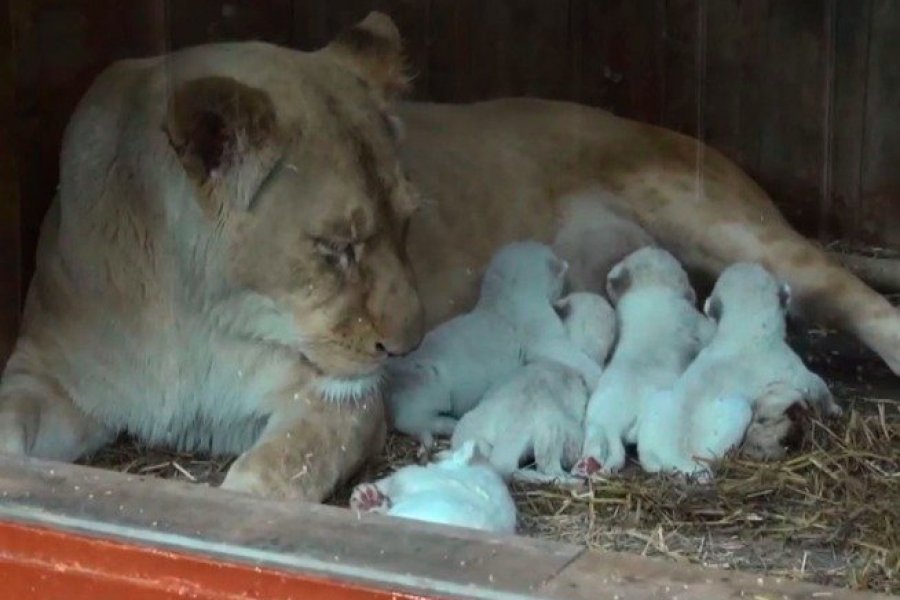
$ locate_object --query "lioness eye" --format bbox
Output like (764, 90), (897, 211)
(315, 239), (357, 271)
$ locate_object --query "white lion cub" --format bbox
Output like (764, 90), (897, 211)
(637, 262), (842, 478)
(572, 247), (714, 477)
(451, 292), (616, 480)
(385, 241), (569, 447)
(349, 440), (517, 534)
(554, 291), (617, 368)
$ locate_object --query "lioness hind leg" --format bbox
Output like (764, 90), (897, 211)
(624, 177), (900, 375)
(0, 375), (113, 461)
(726, 225), (900, 376)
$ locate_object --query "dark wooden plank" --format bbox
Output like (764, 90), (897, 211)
(10, 0), (168, 296)
(292, 0), (431, 100)
(659, 0), (699, 133)
(0, 455), (582, 600)
(167, 0), (292, 49)
(428, 0), (572, 103)
(859, 0), (900, 249)
(701, 0), (769, 168)
(539, 549), (894, 600)
(570, 0), (665, 119)
(0, 0), (21, 364)
(423, 0), (456, 100)
(755, 1), (829, 238)
(827, 0), (871, 242)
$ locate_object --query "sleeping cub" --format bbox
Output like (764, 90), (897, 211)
(573, 247), (713, 477)
(385, 241), (568, 447)
(451, 292), (615, 481)
(637, 262), (842, 478)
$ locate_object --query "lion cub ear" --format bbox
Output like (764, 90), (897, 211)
(605, 263), (632, 305)
(164, 76), (284, 214)
(326, 12), (410, 100)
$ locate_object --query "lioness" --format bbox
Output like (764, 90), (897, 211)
(2, 13), (899, 501)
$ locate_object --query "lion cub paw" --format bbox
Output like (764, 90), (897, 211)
(570, 456), (603, 479)
(350, 483), (391, 513)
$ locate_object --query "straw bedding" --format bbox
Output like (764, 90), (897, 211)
(84, 281), (900, 595)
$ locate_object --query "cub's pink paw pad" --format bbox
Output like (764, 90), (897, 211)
(350, 483), (390, 512)
(571, 456), (602, 478)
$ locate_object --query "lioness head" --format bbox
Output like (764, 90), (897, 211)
(163, 13), (424, 388)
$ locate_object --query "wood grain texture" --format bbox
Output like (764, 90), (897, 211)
(570, 0), (665, 120)
(829, 0), (871, 241)
(860, 0), (900, 247)
(0, 0), (21, 363)
(0, 455), (891, 600)
(0, 455), (581, 599)
(9, 0), (169, 293)
(168, 0), (293, 49)
(756, 1), (829, 237)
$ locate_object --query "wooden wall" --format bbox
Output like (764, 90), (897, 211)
(3, 0), (900, 358)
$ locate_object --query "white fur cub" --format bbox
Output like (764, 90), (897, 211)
(349, 440), (517, 534)
(385, 241), (568, 447)
(554, 291), (617, 368)
(450, 360), (589, 481)
(637, 262), (842, 478)
(451, 292), (615, 481)
(573, 247), (714, 477)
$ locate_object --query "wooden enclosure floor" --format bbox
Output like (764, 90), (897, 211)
(83, 323), (900, 595)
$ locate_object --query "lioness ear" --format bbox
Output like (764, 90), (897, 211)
(327, 12), (409, 100)
(164, 76), (284, 213)
(605, 263), (631, 304)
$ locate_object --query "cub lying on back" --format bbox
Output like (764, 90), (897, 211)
(349, 440), (517, 534)
(637, 263), (843, 477)
(385, 241), (569, 446)
(573, 247), (714, 477)
(451, 292), (615, 481)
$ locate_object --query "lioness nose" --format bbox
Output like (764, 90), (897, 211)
(372, 289), (424, 357)
(376, 304), (424, 356)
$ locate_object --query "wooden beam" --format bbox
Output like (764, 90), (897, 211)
(0, 0), (21, 363)
(0, 455), (890, 600)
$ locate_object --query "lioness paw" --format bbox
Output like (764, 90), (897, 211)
(0, 413), (28, 456)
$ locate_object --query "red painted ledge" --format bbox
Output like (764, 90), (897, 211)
(0, 455), (891, 600)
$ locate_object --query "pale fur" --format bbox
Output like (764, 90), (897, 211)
(3, 12), (898, 502)
(350, 440), (517, 534)
(575, 248), (714, 476)
(637, 263), (842, 477)
(450, 293), (613, 480)
(552, 190), (655, 296)
(0, 15), (423, 502)
(385, 241), (569, 446)
(451, 359), (589, 482)
(554, 292), (617, 367)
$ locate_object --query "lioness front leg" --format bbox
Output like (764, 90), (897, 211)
(0, 370), (114, 460)
(221, 392), (386, 502)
